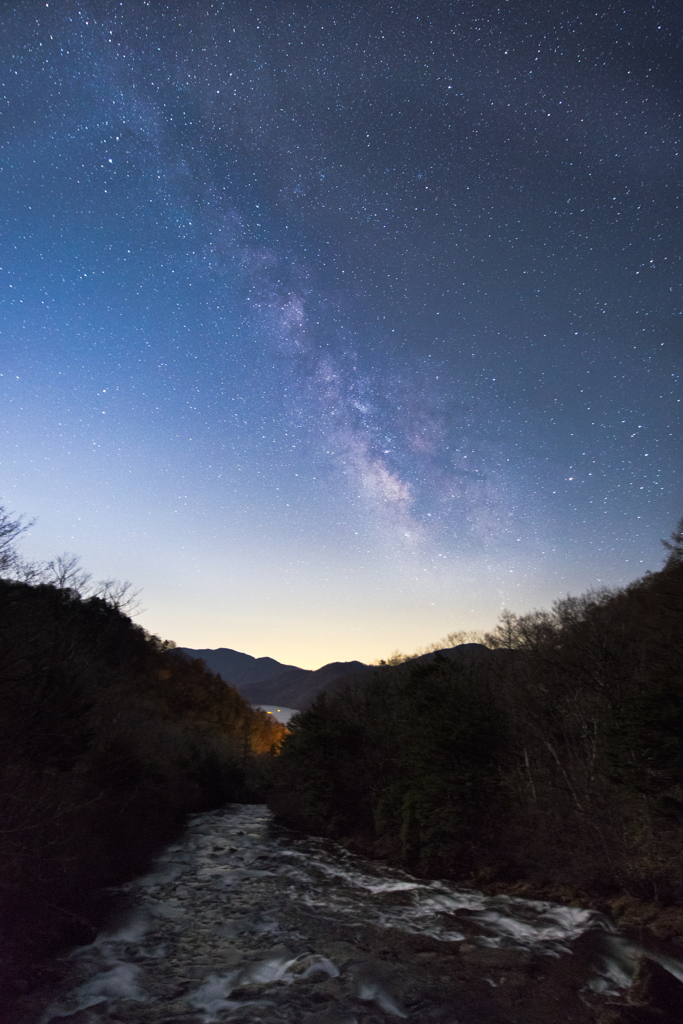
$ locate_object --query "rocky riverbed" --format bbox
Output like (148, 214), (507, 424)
(9, 805), (681, 1024)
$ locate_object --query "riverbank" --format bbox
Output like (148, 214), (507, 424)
(7, 805), (680, 1024)
(0, 579), (286, 987)
(475, 881), (683, 946)
(339, 828), (683, 948)
(268, 554), (683, 963)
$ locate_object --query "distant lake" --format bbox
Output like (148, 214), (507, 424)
(255, 704), (297, 724)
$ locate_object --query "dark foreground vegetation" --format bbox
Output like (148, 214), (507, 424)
(0, 516), (285, 986)
(270, 523), (683, 931)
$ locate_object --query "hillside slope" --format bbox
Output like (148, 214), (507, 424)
(180, 647), (297, 686)
(0, 583), (285, 983)
(181, 643), (518, 710)
(268, 549), (683, 919)
(182, 646), (369, 709)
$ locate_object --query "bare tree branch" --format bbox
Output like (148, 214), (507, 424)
(0, 504), (35, 579)
(92, 578), (144, 617)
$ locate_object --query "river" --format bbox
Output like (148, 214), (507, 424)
(11, 804), (682, 1024)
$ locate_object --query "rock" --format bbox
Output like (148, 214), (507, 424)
(302, 1009), (359, 1024)
(627, 956), (683, 1022)
(345, 958), (408, 1017)
(459, 946), (532, 968)
(14, 805), (644, 1024)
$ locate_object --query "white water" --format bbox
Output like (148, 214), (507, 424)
(35, 804), (682, 1023)
(276, 838), (601, 953)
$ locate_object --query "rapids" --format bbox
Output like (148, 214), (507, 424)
(12, 804), (682, 1024)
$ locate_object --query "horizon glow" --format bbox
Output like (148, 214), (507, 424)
(1, 3), (680, 670)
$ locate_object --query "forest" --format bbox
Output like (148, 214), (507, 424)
(2, 502), (682, 998)
(0, 507), (285, 986)
(269, 521), (683, 929)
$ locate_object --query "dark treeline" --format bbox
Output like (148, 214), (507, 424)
(269, 523), (683, 915)
(0, 571), (285, 982)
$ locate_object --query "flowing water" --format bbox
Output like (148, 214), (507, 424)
(13, 805), (683, 1024)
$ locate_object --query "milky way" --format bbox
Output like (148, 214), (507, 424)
(1, 2), (680, 665)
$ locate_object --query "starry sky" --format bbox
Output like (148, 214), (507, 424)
(1, 1), (681, 668)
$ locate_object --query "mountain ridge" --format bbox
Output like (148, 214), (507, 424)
(180, 643), (508, 710)
(181, 645), (369, 709)
(181, 647), (298, 687)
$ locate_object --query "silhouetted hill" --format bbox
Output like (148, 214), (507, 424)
(413, 642), (497, 666)
(0, 581), (285, 982)
(242, 660), (369, 709)
(181, 647), (370, 709)
(268, 546), (683, 931)
(323, 645), (521, 704)
(181, 647), (297, 687)
(412, 642), (523, 673)
(184, 642), (519, 711)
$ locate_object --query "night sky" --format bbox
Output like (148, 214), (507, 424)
(1, 2), (681, 668)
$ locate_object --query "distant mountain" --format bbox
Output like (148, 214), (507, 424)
(239, 660), (369, 709)
(323, 644), (519, 695)
(410, 643), (513, 669)
(180, 642), (516, 711)
(181, 646), (369, 710)
(181, 647), (297, 687)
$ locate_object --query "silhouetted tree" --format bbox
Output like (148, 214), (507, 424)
(0, 574), (284, 983)
(270, 517), (683, 902)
